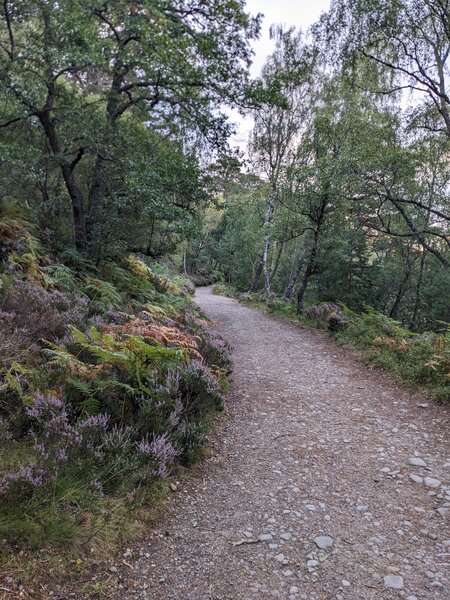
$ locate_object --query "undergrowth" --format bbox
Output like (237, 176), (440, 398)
(0, 212), (232, 586)
(212, 284), (449, 403)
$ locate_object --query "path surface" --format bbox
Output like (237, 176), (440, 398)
(110, 288), (449, 599)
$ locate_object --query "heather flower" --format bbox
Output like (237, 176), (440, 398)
(1, 394), (111, 497)
(91, 479), (103, 493)
(137, 433), (178, 478)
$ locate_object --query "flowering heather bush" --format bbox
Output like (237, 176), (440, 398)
(197, 329), (232, 373)
(0, 250), (232, 557)
(0, 279), (89, 344)
(178, 360), (223, 415)
(0, 394), (109, 499)
(137, 433), (178, 478)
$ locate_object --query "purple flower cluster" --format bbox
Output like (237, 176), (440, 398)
(0, 394), (109, 497)
(0, 280), (89, 348)
(137, 433), (178, 478)
(183, 360), (221, 396)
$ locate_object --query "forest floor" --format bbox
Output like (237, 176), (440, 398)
(41, 287), (449, 599)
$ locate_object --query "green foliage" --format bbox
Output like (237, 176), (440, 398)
(82, 279), (123, 314)
(334, 309), (449, 401)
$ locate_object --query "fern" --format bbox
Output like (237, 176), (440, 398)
(82, 278), (123, 313)
(42, 264), (78, 292)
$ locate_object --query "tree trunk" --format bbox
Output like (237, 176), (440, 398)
(262, 186), (276, 301)
(269, 240), (285, 285)
(38, 112), (87, 250)
(284, 236), (309, 299)
(411, 251), (426, 330)
(250, 254), (264, 292)
(296, 235), (319, 315)
(86, 76), (123, 257)
(389, 251), (412, 320)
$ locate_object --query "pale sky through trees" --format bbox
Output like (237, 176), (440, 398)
(228, 0), (331, 152)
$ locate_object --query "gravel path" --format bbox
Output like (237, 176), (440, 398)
(108, 287), (449, 599)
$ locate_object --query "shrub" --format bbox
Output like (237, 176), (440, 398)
(334, 308), (449, 401)
(0, 279), (89, 349)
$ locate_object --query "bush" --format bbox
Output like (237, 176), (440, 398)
(0, 279), (88, 352)
(334, 307), (449, 401)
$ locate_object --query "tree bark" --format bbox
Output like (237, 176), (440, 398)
(250, 254), (264, 292)
(389, 249), (412, 320)
(262, 186), (276, 300)
(38, 112), (87, 250)
(269, 240), (285, 285)
(284, 236), (309, 299)
(296, 233), (319, 315)
(411, 250), (426, 330)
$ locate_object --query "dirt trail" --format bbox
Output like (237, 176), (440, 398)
(109, 287), (449, 599)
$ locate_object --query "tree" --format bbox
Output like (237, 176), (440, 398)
(317, 0), (450, 137)
(248, 27), (315, 298)
(0, 0), (261, 255)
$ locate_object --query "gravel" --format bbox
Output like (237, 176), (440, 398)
(56, 287), (450, 599)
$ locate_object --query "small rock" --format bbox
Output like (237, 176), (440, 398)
(280, 533), (292, 541)
(274, 553), (285, 562)
(342, 580), (351, 587)
(357, 504), (369, 512)
(437, 507), (449, 516)
(424, 477), (441, 488)
(406, 457), (427, 468)
(384, 575), (404, 590)
(314, 535), (334, 549)
(307, 560), (319, 568)
(417, 403), (430, 408)
(259, 534), (273, 542)
(409, 474), (424, 484)
(109, 566), (118, 573)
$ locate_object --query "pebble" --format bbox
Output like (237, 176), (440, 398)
(314, 535), (334, 549)
(409, 474), (423, 484)
(342, 580), (351, 587)
(384, 575), (404, 589)
(405, 457), (427, 468)
(259, 534), (273, 541)
(424, 477), (441, 488)
(437, 507), (449, 516)
(109, 566), (118, 573)
(280, 533), (292, 541)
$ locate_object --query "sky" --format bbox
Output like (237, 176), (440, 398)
(228, 0), (331, 152)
